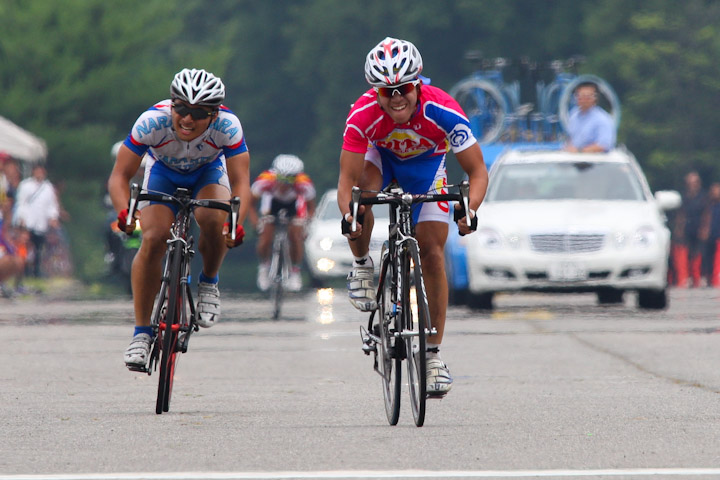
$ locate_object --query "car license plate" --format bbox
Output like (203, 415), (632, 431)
(548, 262), (587, 281)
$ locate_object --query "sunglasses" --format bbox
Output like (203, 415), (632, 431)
(375, 80), (420, 98)
(276, 174), (296, 184)
(172, 102), (215, 120)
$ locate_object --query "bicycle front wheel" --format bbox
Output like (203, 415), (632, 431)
(403, 241), (429, 427)
(156, 244), (184, 414)
(270, 246), (284, 320)
(377, 249), (401, 425)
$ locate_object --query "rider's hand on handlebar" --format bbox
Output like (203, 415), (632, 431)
(117, 208), (138, 235)
(453, 203), (478, 236)
(223, 222), (245, 248)
(341, 205), (365, 240)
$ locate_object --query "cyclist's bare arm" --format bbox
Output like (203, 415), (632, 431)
(108, 144), (143, 213)
(337, 149), (366, 238)
(247, 194), (261, 229)
(225, 151), (252, 224)
(455, 143), (489, 235)
(306, 197), (317, 219)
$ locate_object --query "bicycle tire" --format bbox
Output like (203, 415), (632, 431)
(403, 240), (428, 427)
(449, 77), (508, 144)
(270, 243), (284, 320)
(377, 245), (401, 425)
(156, 244), (183, 414)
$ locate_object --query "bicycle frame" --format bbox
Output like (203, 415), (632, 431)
(269, 209), (291, 319)
(126, 184), (240, 413)
(357, 181), (470, 426)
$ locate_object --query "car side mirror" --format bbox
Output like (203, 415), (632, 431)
(654, 190), (682, 211)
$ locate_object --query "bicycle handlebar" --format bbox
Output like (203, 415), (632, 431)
(127, 183), (241, 239)
(350, 180), (472, 232)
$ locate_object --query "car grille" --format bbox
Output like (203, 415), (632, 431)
(529, 233), (605, 253)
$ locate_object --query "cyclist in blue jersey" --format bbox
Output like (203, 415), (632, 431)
(108, 68), (251, 371)
(337, 37), (489, 396)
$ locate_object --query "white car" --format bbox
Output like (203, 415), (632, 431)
(463, 147), (681, 310)
(305, 189), (389, 284)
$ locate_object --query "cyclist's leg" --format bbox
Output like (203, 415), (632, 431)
(414, 221), (449, 343)
(193, 160), (231, 327)
(287, 219), (306, 291)
(256, 220), (274, 291)
(346, 152), (384, 311)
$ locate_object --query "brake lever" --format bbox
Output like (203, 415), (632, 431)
(127, 183), (140, 228)
(351, 186), (361, 232)
(229, 196), (241, 241)
(459, 181), (471, 227)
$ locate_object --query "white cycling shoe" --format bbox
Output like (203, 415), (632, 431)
(124, 333), (152, 370)
(197, 282), (220, 328)
(347, 265), (377, 311)
(426, 356), (453, 397)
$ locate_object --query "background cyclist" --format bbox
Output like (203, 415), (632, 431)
(249, 154), (316, 292)
(108, 68), (251, 370)
(337, 37), (488, 396)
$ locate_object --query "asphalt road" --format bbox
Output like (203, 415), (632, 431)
(2, 287), (720, 479)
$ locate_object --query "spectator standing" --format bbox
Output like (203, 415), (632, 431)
(673, 171), (709, 288)
(12, 164), (60, 277)
(704, 182), (720, 286)
(565, 82), (616, 153)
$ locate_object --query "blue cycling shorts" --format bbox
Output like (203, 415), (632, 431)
(140, 156), (230, 214)
(365, 147), (450, 225)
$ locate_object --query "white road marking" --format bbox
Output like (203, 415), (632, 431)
(4, 469), (720, 479)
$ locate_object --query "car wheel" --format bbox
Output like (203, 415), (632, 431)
(597, 287), (624, 305)
(448, 288), (469, 306)
(637, 288), (668, 310)
(468, 292), (494, 311)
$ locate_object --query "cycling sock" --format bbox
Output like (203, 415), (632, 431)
(426, 343), (440, 358)
(353, 254), (373, 267)
(199, 272), (219, 284)
(134, 326), (153, 338)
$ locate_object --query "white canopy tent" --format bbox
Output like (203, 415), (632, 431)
(0, 115), (47, 164)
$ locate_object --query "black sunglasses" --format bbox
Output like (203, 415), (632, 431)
(172, 102), (215, 120)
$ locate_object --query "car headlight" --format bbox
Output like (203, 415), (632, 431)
(633, 226), (658, 248)
(318, 237), (333, 251)
(476, 227), (503, 249)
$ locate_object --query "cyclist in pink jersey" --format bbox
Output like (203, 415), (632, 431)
(337, 37), (488, 396)
(108, 68), (251, 371)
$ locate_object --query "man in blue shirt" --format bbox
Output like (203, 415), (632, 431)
(565, 82), (616, 153)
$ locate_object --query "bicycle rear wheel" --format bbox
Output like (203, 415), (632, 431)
(377, 250), (401, 425)
(403, 241), (429, 427)
(156, 244), (183, 414)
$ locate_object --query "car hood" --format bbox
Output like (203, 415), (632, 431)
(478, 200), (666, 233)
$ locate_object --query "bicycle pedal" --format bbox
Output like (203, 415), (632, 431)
(361, 343), (376, 355)
(426, 391), (448, 400)
(126, 364), (148, 373)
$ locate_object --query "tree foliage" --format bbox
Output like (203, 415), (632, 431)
(1, 0), (719, 281)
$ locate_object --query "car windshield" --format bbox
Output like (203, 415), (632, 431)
(318, 195), (390, 220)
(487, 161), (647, 202)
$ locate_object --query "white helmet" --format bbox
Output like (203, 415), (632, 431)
(271, 154), (304, 176)
(364, 37), (423, 87)
(170, 68), (225, 106)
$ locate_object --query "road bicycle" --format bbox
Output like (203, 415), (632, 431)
(268, 208), (292, 320)
(356, 181), (470, 427)
(125, 183), (240, 414)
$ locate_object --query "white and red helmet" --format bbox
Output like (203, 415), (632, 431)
(364, 37), (423, 87)
(170, 68), (225, 106)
